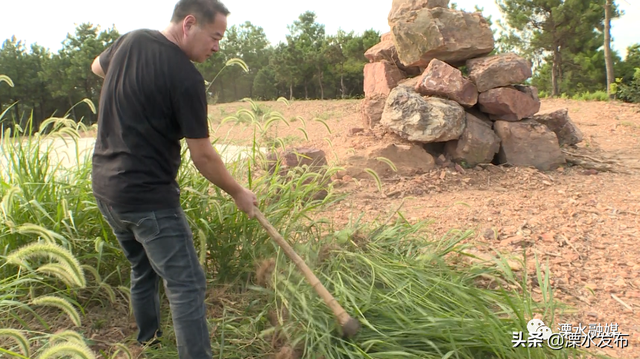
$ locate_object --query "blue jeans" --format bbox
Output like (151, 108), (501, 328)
(95, 197), (211, 359)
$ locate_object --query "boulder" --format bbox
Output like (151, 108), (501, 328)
(364, 41), (422, 76)
(466, 107), (494, 127)
(283, 148), (328, 169)
(361, 93), (387, 129)
(466, 53), (533, 92)
(365, 41), (397, 63)
(282, 148), (331, 200)
(530, 108), (583, 146)
(380, 86), (466, 143)
(478, 85), (540, 122)
(344, 143), (436, 179)
(364, 61), (406, 97)
(388, 0), (450, 26)
(397, 76), (420, 90)
(391, 7), (494, 68)
(494, 120), (566, 171)
(262, 146), (327, 175)
(445, 111), (500, 167)
(380, 32), (394, 42)
(415, 58), (478, 107)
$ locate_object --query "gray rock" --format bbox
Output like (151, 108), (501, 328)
(391, 7), (494, 68)
(388, 0), (450, 26)
(445, 111), (501, 167)
(380, 86), (466, 143)
(530, 108), (583, 146)
(493, 120), (566, 171)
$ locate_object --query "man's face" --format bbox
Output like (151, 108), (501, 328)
(183, 13), (227, 63)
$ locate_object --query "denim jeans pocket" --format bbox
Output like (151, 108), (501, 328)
(120, 211), (161, 243)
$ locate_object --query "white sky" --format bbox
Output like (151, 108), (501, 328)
(1, 0), (638, 59)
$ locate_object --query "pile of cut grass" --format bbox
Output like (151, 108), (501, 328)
(246, 217), (600, 359)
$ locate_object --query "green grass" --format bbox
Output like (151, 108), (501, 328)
(538, 90), (610, 102)
(0, 74), (612, 359)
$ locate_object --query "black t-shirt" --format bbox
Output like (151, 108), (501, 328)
(91, 29), (209, 211)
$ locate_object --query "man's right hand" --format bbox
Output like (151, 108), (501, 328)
(186, 138), (259, 218)
(232, 187), (258, 218)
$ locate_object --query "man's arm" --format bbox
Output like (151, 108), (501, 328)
(185, 138), (257, 217)
(90, 32), (129, 78)
(92, 56), (105, 78)
(185, 138), (243, 196)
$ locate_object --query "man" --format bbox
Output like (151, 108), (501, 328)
(90, 1), (257, 358)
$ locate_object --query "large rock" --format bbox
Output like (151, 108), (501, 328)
(283, 148), (331, 200)
(530, 108), (583, 146)
(397, 76), (420, 90)
(344, 143), (436, 179)
(466, 53), (533, 92)
(445, 111), (500, 167)
(361, 94), (387, 129)
(391, 7), (494, 68)
(478, 85), (541, 122)
(415, 58), (478, 107)
(388, 0), (450, 26)
(364, 61), (406, 97)
(364, 41), (422, 76)
(381, 32), (394, 42)
(283, 148), (328, 168)
(380, 86), (466, 143)
(365, 41), (397, 63)
(494, 120), (566, 171)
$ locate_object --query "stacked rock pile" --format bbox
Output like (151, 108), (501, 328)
(360, 0), (583, 171)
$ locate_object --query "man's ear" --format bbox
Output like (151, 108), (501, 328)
(182, 15), (197, 36)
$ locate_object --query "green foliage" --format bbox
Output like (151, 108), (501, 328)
(571, 90), (609, 101)
(0, 24), (118, 132)
(616, 67), (640, 103)
(192, 11), (378, 103)
(611, 44), (639, 84)
(496, 0), (622, 96)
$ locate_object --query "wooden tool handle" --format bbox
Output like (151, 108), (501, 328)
(253, 208), (353, 327)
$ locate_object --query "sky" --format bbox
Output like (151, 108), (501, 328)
(1, 0), (638, 59)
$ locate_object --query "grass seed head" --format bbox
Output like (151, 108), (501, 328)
(317, 243), (340, 264)
(267, 306), (289, 327)
(274, 345), (298, 359)
(255, 258), (276, 288)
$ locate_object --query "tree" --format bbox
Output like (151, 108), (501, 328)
(40, 23), (119, 124)
(616, 44), (640, 83)
(604, 0), (614, 98)
(286, 11), (327, 99)
(496, 0), (618, 97)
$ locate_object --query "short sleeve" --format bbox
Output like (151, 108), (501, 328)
(174, 77), (210, 139)
(99, 32), (130, 75)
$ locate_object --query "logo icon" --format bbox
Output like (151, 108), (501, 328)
(527, 319), (553, 340)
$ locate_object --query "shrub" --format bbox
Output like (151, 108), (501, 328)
(616, 68), (640, 103)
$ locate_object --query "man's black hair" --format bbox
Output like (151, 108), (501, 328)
(170, 0), (230, 24)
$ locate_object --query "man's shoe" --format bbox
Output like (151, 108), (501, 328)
(139, 337), (162, 348)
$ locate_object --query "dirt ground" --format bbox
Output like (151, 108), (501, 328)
(209, 97), (640, 359)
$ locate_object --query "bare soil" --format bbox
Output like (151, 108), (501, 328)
(210, 97), (640, 359)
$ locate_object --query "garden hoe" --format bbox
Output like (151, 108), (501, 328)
(253, 207), (361, 339)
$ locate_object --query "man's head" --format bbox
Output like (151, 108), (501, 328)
(168, 0), (229, 62)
